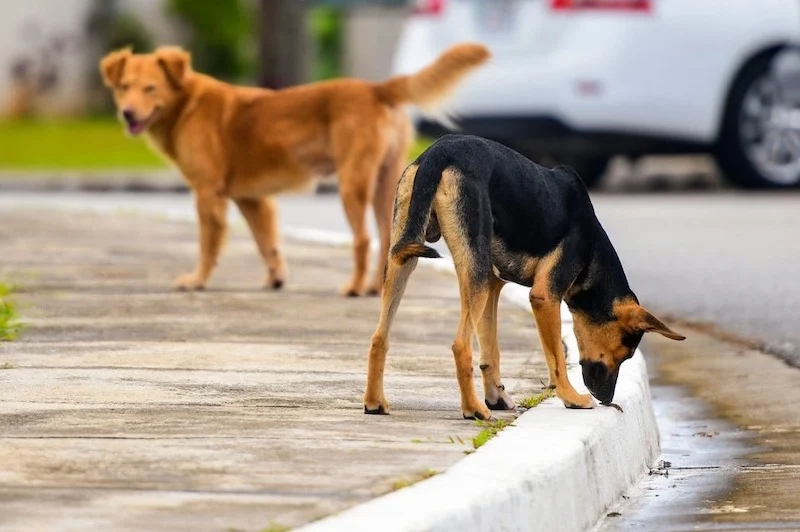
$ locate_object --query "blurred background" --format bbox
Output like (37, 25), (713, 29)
(4, 0), (800, 191)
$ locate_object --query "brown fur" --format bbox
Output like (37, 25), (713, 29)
(100, 44), (490, 293)
(572, 299), (685, 376)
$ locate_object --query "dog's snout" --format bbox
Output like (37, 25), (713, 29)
(581, 360), (617, 404)
(122, 109), (136, 123)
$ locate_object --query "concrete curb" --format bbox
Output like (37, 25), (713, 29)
(284, 229), (660, 532)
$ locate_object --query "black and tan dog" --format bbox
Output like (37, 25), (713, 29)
(364, 135), (685, 420)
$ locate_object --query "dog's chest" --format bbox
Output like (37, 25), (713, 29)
(490, 237), (536, 287)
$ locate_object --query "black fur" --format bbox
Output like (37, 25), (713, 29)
(397, 134), (637, 318)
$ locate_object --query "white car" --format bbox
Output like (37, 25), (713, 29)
(393, 0), (800, 188)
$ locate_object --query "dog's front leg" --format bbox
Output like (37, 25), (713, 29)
(175, 188), (228, 290)
(529, 291), (594, 409)
(235, 196), (288, 289)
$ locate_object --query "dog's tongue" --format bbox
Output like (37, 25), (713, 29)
(127, 122), (146, 135)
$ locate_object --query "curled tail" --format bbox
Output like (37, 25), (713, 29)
(375, 43), (490, 110)
(391, 146), (455, 264)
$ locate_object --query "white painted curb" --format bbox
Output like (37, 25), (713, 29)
(287, 228), (660, 532)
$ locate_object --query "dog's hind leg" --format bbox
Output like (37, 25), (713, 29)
(364, 255), (418, 415)
(477, 275), (515, 411)
(335, 141), (384, 297)
(368, 122), (412, 295)
(235, 196), (288, 289)
(435, 169), (494, 420)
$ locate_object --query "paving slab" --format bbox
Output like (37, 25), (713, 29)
(0, 208), (546, 531)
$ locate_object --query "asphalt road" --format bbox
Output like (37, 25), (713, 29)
(1, 190), (799, 365)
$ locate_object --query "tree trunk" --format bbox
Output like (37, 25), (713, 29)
(259, 0), (308, 89)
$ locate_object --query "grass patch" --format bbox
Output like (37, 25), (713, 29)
(0, 120), (435, 172)
(472, 418), (515, 450)
(0, 362), (14, 369)
(517, 388), (555, 410)
(0, 118), (166, 171)
(410, 136), (434, 161)
(260, 523), (291, 532)
(0, 283), (22, 341)
(390, 468), (440, 492)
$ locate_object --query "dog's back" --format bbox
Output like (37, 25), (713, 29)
(391, 135), (606, 286)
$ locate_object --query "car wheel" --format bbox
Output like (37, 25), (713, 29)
(717, 51), (800, 189)
(561, 156), (611, 189)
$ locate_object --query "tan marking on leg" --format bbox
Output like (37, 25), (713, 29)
(477, 276), (515, 410)
(389, 164), (418, 249)
(364, 256), (419, 414)
(529, 247), (593, 409)
(369, 149), (411, 295)
(452, 282), (491, 420)
(433, 169), (492, 420)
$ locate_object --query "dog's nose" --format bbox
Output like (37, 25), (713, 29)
(122, 109), (136, 123)
(581, 360), (617, 404)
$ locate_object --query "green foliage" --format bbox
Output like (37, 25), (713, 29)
(390, 468), (440, 491)
(472, 418), (514, 449)
(309, 6), (343, 81)
(107, 12), (154, 53)
(0, 119), (166, 170)
(517, 388), (555, 410)
(168, 0), (253, 81)
(260, 523), (291, 532)
(0, 284), (22, 341)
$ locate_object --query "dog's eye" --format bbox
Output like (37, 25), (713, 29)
(144, 85), (156, 94)
(119, 84), (130, 92)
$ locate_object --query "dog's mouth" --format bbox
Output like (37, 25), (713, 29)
(123, 110), (158, 136)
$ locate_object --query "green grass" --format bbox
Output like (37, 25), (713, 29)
(260, 523), (291, 532)
(0, 283), (22, 341)
(472, 418), (514, 450)
(0, 118), (166, 170)
(410, 136), (434, 161)
(390, 468), (440, 492)
(517, 388), (555, 410)
(0, 119), (434, 172)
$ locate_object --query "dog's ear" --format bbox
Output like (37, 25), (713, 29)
(155, 46), (191, 89)
(619, 304), (686, 341)
(100, 47), (132, 88)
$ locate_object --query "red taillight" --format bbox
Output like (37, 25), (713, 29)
(413, 0), (446, 16)
(551, 0), (651, 12)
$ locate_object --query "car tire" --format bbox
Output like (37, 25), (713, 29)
(717, 50), (800, 189)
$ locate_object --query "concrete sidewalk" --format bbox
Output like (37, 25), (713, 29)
(0, 208), (546, 531)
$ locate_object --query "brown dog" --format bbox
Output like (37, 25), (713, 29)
(100, 44), (490, 294)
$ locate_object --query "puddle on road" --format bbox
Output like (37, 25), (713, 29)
(595, 371), (753, 532)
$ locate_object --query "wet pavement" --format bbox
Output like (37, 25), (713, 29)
(598, 331), (800, 531)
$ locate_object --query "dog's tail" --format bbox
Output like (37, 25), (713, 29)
(375, 43), (490, 111)
(390, 145), (454, 264)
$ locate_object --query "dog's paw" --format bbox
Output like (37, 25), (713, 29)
(364, 397), (390, 415)
(462, 405), (493, 421)
(263, 274), (285, 291)
(340, 282), (365, 297)
(485, 387), (516, 411)
(559, 390), (595, 410)
(174, 272), (207, 291)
